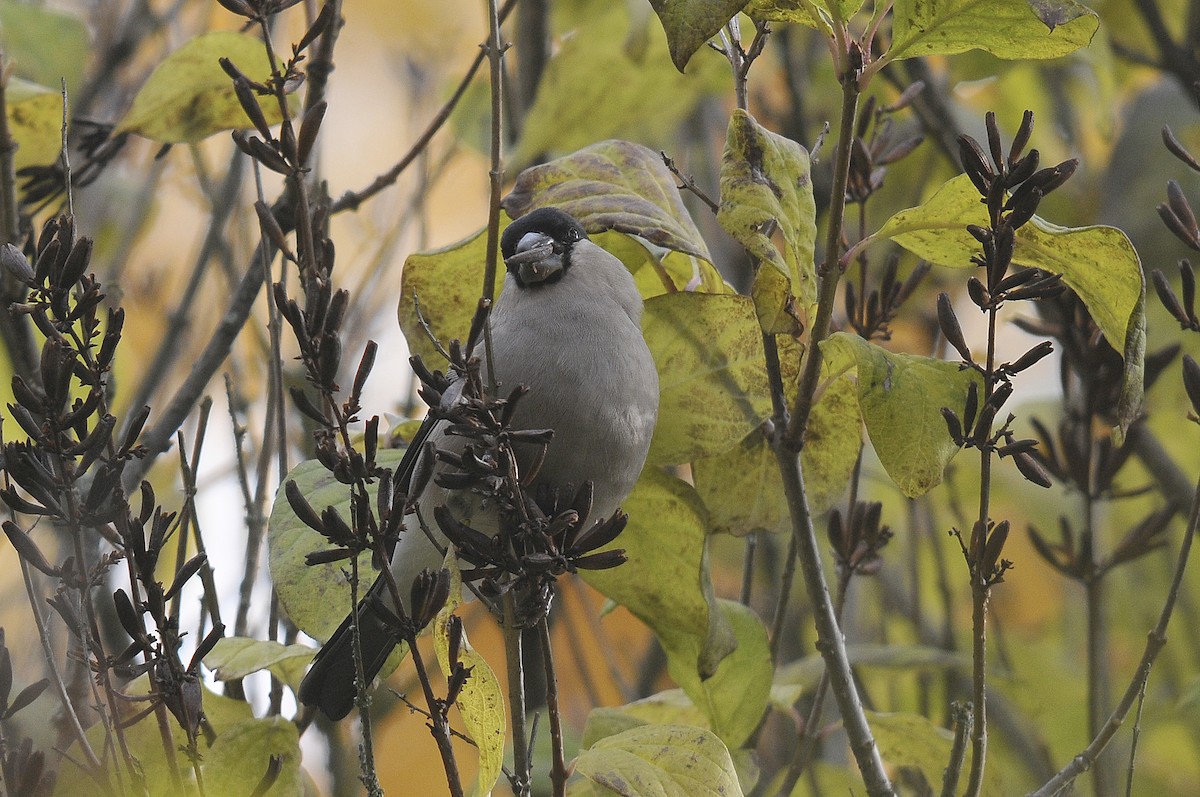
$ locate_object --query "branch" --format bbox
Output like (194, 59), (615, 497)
(1028, 463), (1200, 796)
(329, 0), (518, 214)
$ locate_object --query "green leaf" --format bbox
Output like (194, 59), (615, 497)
(595, 231), (731, 298)
(504, 139), (712, 261)
(693, 370), (859, 535)
(642, 292), (773, 465)
(434, 554), (505, 797)
(663, 600), (772, 748)
(885, 0), (1098, 63)
(514, 4), (723, 164)
(116, 31), (291, 143)
(581, 468), (736, 685)
(54, 680), (278, 797)
(822, 332), (981, 497)
(266, 450), (408, 642)
(745, 0), (866, 29)
(717, 109), (817, 333)
(647, 0), (751, 72)
(204, 637), (315, 692)
(583, 691), (710, 749)
(0, 2), (88, 96)
(202, 717), (302, 797)
(870, 173), (1145, 437)
(869, 711), (1005, 796)
(398, 224), (505, 365)
(801, 371), (862, 512)
(777, 643), (969, 697)
(4, 78), (63, 172)
(575, 724), (745, 797)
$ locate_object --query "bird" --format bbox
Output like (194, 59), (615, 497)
(298, 207), (660, 720)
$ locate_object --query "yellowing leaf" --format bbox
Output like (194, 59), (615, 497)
(822, 332), (980, 497)
(718, 109), (817, 333)
(595, 231), (732, 298)
(870, 173), (1145, 437)
(435, 554), (505, 797)
(575, 724), (744, 797)
(205, 637), (315, 693)
(643, 292), (773, 465)
(203, 717), (303, 797)
(746, 0), (865, 29)
(581, 468), (737, 688)
(504, 140), (713, 262)
(0, 2), (88, 96)
(647, 0), (750, 72)
(117, 31), (290, 143)
(662, 600), (772, 749)
(398, 224), (506, 365)
(869, 711), (1005, 796)
(583, 691), (710, 749)
(885, 0), (1098, 64)
(694, 371), (858, 535)
(267, 450), (408, 642)
(514, 4), (723, 164)
(5, 78), (62, 171)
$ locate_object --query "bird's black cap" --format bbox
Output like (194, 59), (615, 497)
(500, 207), (588, 261)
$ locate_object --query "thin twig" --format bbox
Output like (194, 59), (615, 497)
(661, 151), (720, 214)
(329, 0), (519, 215)
(538, 619), (567, 797)
(1028, 463), (1199, 796)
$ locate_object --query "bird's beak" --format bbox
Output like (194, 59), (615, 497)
(506, 232), (564, 285)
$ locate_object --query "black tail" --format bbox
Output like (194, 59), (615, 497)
(298, 577), (398, 721)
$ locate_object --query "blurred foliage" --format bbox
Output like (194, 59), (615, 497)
(0, 0), (1197, 795)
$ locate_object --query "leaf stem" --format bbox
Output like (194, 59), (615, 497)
(503, 593), (531, 796)
(538, 619), (568, 797)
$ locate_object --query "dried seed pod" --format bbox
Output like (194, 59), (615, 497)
(230, 72), (274, 142)
(1004, 148), (1040, 188)
(0, 243), (33, 284)
(1004, 341), (1054, 375)
(2, 522), (60, 577)
(1157, 204), (1199, 250)
(1162, 125), (1200, 172)
(1012, 450), (1053, 488)
(215, 0), (257, 18)
(285, 480), (325, 533)
(985, 111), (1004, 177)
(297, 2), (335, 53)
(352, 340), (378, 401)
(997, 438), (1039, 457)
(319, 506), (353, 545)
(937, 293), (972, 361)
(570, 549), (627, 571)
(957, 135), (994, 194)
(278, 121), (298, 165)
(305, 548), (355, 565)
(1181, 261), (1197, 322)
(297, 100), (327, 165)
(1183, 355), (1200, 417)
(941, 407), (963, 445)
(963, 380), (979, 432)
(1009, 110), (1035, 164)
(1166, 180), (1197, 237)
(885, 80), (925, 112)
(967, 276), (990, 308)
(1039, 158), (1079, 195)
(164, 553), (208, 600)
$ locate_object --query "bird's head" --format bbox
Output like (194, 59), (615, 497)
(501, 207), (588, 288)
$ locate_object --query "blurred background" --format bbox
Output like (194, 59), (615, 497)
(0, 0), (1198, 794)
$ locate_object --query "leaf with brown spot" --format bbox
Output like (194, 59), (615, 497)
(717, 110), (817, 333)
(503, 140), (712, 262)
